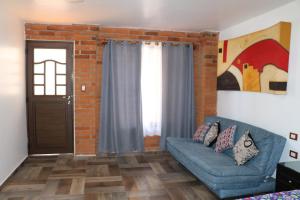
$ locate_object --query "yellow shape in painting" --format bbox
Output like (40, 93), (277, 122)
(243, 64), (260, 92)
(280, 22), (291, 51)
(260, 65), (288, 95)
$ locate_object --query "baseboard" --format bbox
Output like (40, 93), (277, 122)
(30, 153), (73, 156)
(75, 154), (96, 157)
(0, 155), (28, 188)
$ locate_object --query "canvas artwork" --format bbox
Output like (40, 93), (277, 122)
(217, 22), (291, 94)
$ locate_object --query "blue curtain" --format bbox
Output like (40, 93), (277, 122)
(160, 43), (195, 150)
(99, 40), (144, 154)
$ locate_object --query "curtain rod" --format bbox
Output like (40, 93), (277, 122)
(100, 38), (193, 45)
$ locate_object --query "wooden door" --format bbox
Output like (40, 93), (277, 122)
(26, 41), (74, 154)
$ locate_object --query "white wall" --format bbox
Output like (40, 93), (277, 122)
(0, 5), (27, 185)
(218, 0), (300, 162)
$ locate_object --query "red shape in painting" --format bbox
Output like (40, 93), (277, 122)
(231, 39), (289, 73)
(223, 40), (228, 63)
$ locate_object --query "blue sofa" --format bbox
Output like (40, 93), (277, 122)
(166, 116), (286, 199)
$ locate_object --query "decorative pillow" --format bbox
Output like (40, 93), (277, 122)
(204, 121), (220, 147)
(215, 125), (237, 153)
(193, 123), (211, 143)
(233, 130), (259, 165)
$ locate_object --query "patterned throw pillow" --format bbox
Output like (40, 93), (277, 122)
(233, 130), (259, 165)
(193, 123), (211, 143)
(215, 125), (237, 153)
(204, 121), (220, 147)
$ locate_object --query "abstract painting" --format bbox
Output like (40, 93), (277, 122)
(217, 22), (291, 94)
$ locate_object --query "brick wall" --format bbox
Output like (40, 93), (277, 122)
(25, 24), (218, 154)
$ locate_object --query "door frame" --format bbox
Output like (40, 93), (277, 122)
(26, 40), (75, 154)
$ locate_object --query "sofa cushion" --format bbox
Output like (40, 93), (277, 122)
(215, 125), (237, 153)
(233, 131), (259, 165)
(204, 121), (220, 146)
(193, 123), (211, 143)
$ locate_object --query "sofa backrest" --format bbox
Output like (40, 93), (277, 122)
(204, 116), (286, 176)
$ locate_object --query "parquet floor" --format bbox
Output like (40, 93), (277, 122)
(0, 152), (218, 200)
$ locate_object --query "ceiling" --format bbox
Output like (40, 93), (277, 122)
(3, 0), (295, 32)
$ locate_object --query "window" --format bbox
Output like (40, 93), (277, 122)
(33, 48), (67, 95)
(141, 42), (162, 136)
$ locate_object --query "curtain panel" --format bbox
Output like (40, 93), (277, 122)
(160, 43), (195, 150)
(99, 40), (144, 154)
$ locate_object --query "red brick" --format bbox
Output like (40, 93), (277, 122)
(89, 26), (99, 31)
(100, 27), (129, 34)
(81, 41), (97, 45)
(145, 31), (159, 36)
(129, 29), (144, 35)
(159, 31), (186, 37)
(27, 24), (48, 30)
(47, 25), (69, 31)
(39, 31), (55, 36)
(167, 37), (180, 41)
(75, 55), (90, 59)
(81, 50), (96, 55)
(138, 36), (151, 40)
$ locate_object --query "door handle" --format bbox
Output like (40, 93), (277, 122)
(62, 96), (71, 100)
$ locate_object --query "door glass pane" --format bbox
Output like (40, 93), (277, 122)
(34, 49), (66, 63)
(34, 63), (44, 74)
(34, 75), (44, 84)
(45, 61), (55, 95)
(56, 63), (66, 74)
(56, 86), (66, 95)
(33, 47), (68, 96)
(34, 86), (44, 95)
(56, 75), (66, 85)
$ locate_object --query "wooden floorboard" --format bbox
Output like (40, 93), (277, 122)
(0, 152), (219, 200)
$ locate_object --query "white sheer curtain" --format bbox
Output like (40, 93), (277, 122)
(141, 42), (162, 136)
